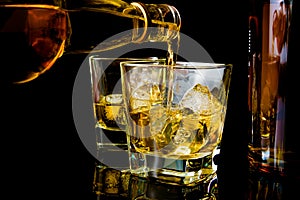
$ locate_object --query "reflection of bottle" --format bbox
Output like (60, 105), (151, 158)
(247, 0), (299, 199)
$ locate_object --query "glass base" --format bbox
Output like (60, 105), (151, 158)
(129, 148), (219, 186)
(96, 145), (129, 170)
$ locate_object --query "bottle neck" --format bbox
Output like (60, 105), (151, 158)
(64, 0), (181, 54)
(131, 2), (181, 43)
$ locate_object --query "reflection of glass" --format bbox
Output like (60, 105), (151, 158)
(130, 174), (218, 200)
(121, 61), (232, 191)
(0, 3), (69, 84)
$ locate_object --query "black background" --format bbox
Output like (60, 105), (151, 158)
(2, 0), (252, 199)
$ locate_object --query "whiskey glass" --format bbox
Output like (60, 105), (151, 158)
(89, 56), (166, 198)
(121, 61), (232, 190)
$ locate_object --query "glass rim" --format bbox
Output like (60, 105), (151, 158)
(122, 61), (233, 70)
(89, 55), (164, 61)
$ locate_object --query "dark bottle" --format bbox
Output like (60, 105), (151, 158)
(0, 2), (69, 84)
(247, 0), (300, 199)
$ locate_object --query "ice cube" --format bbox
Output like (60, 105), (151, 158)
(130, 84), (163, 111)
(172, 70), (204, 103)
(179, 83), (213, 115)
(149, 104), (167, 133)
